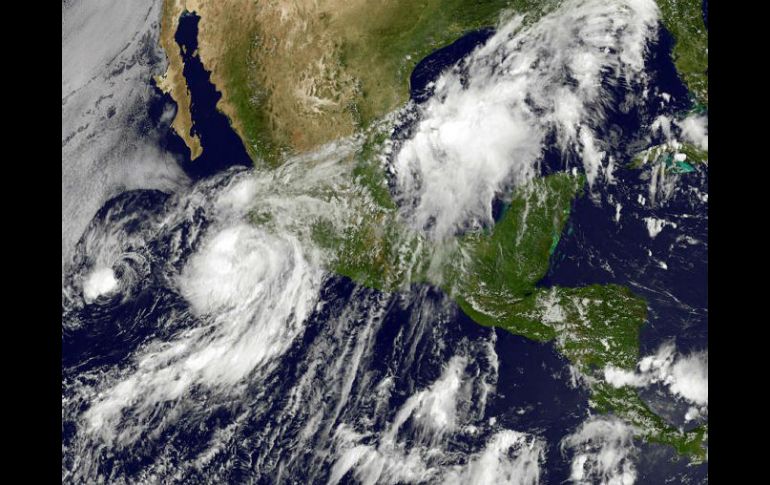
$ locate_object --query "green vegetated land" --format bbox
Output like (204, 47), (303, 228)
(213, 0), (706, 164)
(308, 124), (707, 459)
(185, 0), (560, 166)
(162, 0), (707, 164)
(306, 0), (708, 458)
(657, 0), (708, 106)
(632, 141), (708, 171)
(176, 0), (709, 459)
(335, 0), (557, 128)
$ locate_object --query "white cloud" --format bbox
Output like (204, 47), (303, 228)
(82, 267), (118, 302)
(330, 426), (544, 485)
(327, 347), (540, 485)
(604, 342), (708, 413)
(393, 0), (660, 240)
(62, 0), (188, 276)
(641, 113), (707, 206)
(676, 115), (708, 151)
(650, 115), (673, 139)
(684, 406), (701, 423)
(73, 160), (362, 446)
(84, 222), (324, 444)
(386, 355), (468, 443)
(643, 217), (676, 238)
(668, 351), (708, 406)
(444, 430), (545, 485)
(604, 367), (645, 388)
(562, 416), (638, 485)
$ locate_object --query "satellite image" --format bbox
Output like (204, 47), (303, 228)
(61, 0), (708, 483)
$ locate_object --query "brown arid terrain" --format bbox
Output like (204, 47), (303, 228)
(156, 0), (706, 168)
(156, 0), (202, 159)
(157, 0), (521, 166)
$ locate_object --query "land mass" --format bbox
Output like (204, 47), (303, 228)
(156, 0), (708, 461)
(157, 0), (557, 164)
(157, 0), (706, 164)
(312, 152), (707, 459)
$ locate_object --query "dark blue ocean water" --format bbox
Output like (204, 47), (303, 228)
(64, 12), (707, 483)
(401, 20), (708, 482)
(62, 190), (173, 371)
(538, 22), (708, 480)
(539, 24), (708, 355)
(149, 12), (252, 179)
(409, 29), (495, 103)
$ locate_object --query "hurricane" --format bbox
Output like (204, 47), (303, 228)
(62, 0), (708, 482)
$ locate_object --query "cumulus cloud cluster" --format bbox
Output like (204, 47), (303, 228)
(329, 348), (544, 485)
(676, 114), (708, 152)
(73, 150), (364, 447)
(393, 0), (660, 239)
(445, 430), (544, 485)
(83, 184), (325, 446)
(62, 0), (188, 276)
(82, 267), (119, 302)
(604, 342), (708, 420)
(643, 111), (709, 206)
(561, 416), (638, 485)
